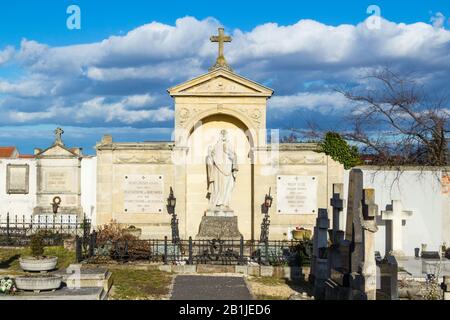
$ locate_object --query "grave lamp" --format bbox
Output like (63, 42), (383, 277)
(264, 188), (273, 209)
(167, 187), (176, 214)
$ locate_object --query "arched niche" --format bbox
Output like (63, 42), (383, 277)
(184, 113), (254, 239)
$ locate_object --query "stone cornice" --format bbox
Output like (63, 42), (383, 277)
(96, 141), (175, 151)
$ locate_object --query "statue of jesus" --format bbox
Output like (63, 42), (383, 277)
(206, 130), (238, 211)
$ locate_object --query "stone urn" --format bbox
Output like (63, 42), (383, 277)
(122, 226), (142, 239)
(19, 256), (58, 272)
(292, 228), (312, 240)
(15, 275), (63, 293)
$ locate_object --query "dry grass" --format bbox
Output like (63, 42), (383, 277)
(247, 276), (313, 300)
(108, 266), (173, 300)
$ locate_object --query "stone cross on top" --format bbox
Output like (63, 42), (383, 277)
(210, 27), (233, 72)
(54, 127), (64, 146)
(381, 200), (413, 256)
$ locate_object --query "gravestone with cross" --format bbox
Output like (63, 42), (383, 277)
(324, 169), (380, 300)
(381, 200), (413, 257)
(330, 183), (344, 244)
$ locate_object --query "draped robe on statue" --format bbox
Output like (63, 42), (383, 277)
(206, 131), (238, 210)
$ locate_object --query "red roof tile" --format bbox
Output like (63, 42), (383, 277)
(0, 146), (18, 158)
(18, 154), (35, 159)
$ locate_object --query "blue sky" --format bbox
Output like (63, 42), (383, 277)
(0, 0), (449, 154)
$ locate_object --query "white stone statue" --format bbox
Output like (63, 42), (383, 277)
(206, 130), (238, 212)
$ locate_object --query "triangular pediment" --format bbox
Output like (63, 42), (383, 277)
(37, 144), (79, 158)
(168, 68), (274, 98)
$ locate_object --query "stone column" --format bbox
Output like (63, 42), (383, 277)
(359, 188), (379, 300)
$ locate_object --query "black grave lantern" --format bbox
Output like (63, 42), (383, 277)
(264, 187), (273, 209)
(167, 187), (176, 214)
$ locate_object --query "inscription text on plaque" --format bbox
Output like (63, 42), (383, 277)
(276, 175), (317, 214)
(123, 175), (164, 213)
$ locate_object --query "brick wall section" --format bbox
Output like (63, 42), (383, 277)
(442, 172), (450, 195)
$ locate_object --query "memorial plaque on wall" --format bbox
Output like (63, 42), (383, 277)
(123, 175), (164, 213)
(6, 164), (29, 194)
(276, 175), (317, 214)
(44, 170), (71, 192)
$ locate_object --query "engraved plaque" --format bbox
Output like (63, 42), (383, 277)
(123, 175), (164, 213)
(276, 175), (317, 214)
(6, 164), (29, 194)
(44, 170), (71, 192)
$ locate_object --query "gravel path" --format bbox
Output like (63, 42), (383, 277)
(171, 275), (253, 300)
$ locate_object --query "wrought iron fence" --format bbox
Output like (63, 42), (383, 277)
(87, 236), (312, 266)
(0, 212), (91, 246)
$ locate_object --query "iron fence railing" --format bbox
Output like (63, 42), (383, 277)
(87, 236), (312, 266)
(0, 212), (91, 246)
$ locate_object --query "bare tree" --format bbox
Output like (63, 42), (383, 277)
(337, 68), (449, 166)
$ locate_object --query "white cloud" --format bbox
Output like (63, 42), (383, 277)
(430, 12), (446, 28)
(269, 92), (349, 112)
(0, 78), (50, 97)
(74, 97), (174, 124)
(122, 94), (156, 108)
(0, 46), (15, 65)
(0, 16), (449, 130)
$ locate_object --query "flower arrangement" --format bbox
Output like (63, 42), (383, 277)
(292, 226), (312, 240)
(0, 277), (17, 295)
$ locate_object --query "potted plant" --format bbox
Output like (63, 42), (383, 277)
(19, 231), (58, 272)
(292, 226), (312, 240)
(15, 231), (63, 292)
(122, 225), (142, 239)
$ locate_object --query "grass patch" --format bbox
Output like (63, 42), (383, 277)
(251, 276), (288, 286)
(0, 246), (75, 272)
(109, 267), (172, 300)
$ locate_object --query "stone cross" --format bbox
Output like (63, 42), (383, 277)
(345, 169), (379, 300)
(54, 127), (64, 145)
(330, 183), (344, 234)
(210, 27), (232, 71)
(360, 188), (378, 300)
(381, 200), (413, 256)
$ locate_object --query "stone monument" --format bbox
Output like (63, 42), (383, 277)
(324, 170), (384, 300)
(33, 127), (83, 217)
(197, 130), (242, 239)
(94, 27), (345, 240)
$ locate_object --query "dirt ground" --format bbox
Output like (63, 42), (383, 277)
(246, 276), (313, 300)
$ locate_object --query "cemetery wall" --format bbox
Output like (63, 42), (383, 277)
(0, 158), (36, 217)
(344, 167), (449, 256)
(257, 147), (344, 240)
(81, 156), (97, 223)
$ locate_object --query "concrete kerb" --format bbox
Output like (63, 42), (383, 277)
(157, 264), (309, 280)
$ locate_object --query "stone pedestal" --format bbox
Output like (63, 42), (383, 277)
(377, 255), (398, 300)
(196, 216), (242, 240)
(206, 208), (234, 217)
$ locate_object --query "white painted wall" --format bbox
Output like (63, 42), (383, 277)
(81, 156), (97, 226)
(0, 158), (36, 218)
(0, 157), (97, 225)
(343, 168), (448, 257)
